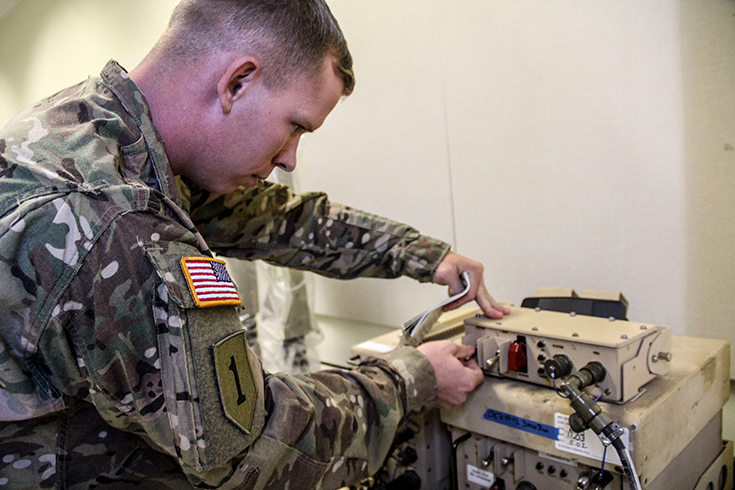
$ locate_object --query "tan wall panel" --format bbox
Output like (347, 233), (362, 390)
(0, 0), (177, 123)
(437, 0), (687, 329)
(297, 0), (459, 326)
(680, 1), (735, 375)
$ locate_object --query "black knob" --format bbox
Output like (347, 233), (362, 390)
(535, 462), (545, 471)
(543, 354), (574, 379)
(569, 413), (588, 433)
(582, 361), (607, 384)
(396, 447), (418, 466)
(380, 470), (421, 490)
(516, 482), (537, 490)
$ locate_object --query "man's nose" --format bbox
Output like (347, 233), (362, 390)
(273, 134), (300, 173)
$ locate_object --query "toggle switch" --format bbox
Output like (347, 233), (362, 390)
(507, 339), (528, 373)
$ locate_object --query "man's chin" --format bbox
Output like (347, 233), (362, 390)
(242, 175), (264, 188)
(193, 175), (264, 195)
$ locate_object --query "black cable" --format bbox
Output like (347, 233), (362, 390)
(612, 437), (642, 490)
(556, 363), (641, 489)
(372, 470), (421, 490)
(450, 432), (472, 490)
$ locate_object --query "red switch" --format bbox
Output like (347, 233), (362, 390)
(507, 341), (528, 372)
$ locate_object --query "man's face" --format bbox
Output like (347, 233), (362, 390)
(190, 57), (344, 194)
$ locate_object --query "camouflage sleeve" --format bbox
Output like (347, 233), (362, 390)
(46, 207), (437, 489)
(185, 180), (451, 283)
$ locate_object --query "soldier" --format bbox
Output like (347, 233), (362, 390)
(0, 0), (509, 489)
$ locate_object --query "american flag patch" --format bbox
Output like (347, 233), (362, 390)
(180, 257), (242, 308)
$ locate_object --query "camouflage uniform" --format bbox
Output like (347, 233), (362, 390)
(0, 61), (451, 489)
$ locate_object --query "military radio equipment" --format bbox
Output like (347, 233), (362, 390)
(349, 289), (732, 490)
(462, 306), (672, 404)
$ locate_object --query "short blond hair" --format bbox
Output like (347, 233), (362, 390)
(156, 0), (355, 96)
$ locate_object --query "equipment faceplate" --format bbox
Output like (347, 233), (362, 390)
(463, 307), (672, 403)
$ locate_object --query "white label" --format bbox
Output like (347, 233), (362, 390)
(467, 464), (495, 486)
(554, 413), (630, 464)
(355, 341), (394, 354)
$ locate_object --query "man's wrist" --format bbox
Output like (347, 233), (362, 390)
(403, 236), (451, 283)
(379, 346), (438, 416)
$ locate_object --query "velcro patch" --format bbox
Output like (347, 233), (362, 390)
(213, 330), (257, 434)
(180, 257), (242, 307)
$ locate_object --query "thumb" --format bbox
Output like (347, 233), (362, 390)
(464, 360), (485, 387)
(453, 343), (476, 360)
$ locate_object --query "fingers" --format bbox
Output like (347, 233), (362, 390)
(474, 284), (511, 319)
(437, 363), (483, 409)
(463, 360), (485, 387)
(453, 342), (476, 360)
(442, 279), (509, 319)
(441, 294), (473, 312)
(433, 251), (510, 319)
(418, 340), (485, 410)
(432, 252), (479, 291)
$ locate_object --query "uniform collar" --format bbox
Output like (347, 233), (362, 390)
(99, 59), (183, 209)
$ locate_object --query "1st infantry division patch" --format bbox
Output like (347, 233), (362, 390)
(180, 257), (242, 308)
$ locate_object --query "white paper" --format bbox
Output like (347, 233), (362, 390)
(554, 413), (629, 465)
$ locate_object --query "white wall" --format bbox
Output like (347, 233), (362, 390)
(0, 0), (177, 117)
(1, 1), (733, 374)
(298, 0), (735, 376)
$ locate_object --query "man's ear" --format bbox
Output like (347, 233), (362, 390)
(217, 56), (261, 114)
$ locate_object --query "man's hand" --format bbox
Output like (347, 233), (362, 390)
(432, 251), (510, 319)
(417, 341), (484, 409)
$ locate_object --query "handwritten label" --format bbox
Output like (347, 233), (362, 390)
(467, 464), (495, 487)
(554, 413), (629, 464)
(482, 409), (559, 440)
